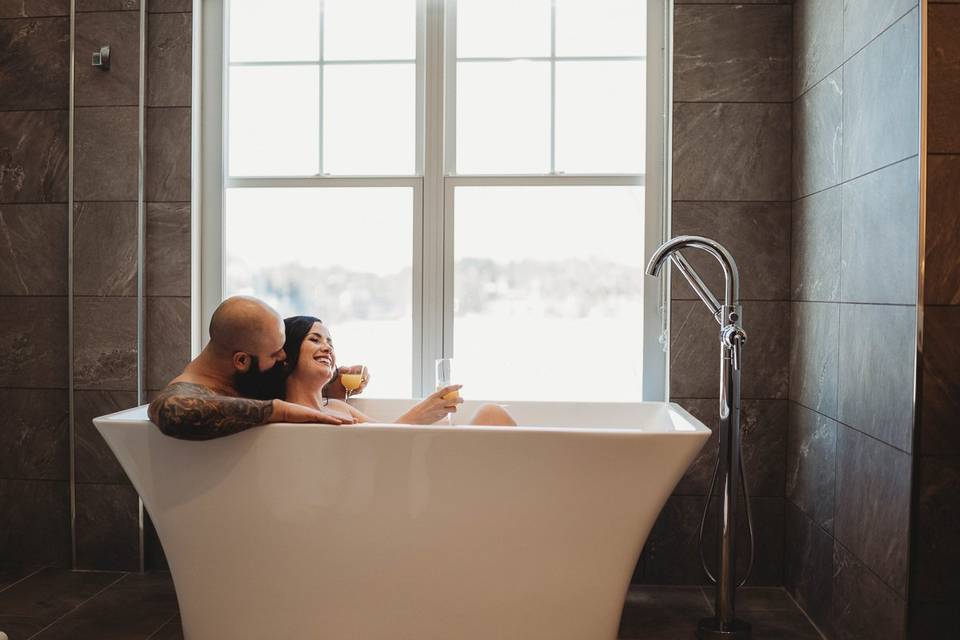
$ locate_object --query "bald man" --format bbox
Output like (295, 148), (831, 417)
(148, 296), (356, 440)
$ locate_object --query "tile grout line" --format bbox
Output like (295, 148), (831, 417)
(24, 573), (128, 640)
(783, 587), (829, 640)
(788, 398), (913, 457)
(143, 611), (179, 640)
(0, 566), (51, 595)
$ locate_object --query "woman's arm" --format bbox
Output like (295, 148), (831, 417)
(394, 385), (463, 425)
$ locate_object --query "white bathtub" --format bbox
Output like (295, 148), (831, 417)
(95, 399), (710, 640)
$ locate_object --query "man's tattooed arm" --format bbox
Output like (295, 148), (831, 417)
(148, 382), (274, 440)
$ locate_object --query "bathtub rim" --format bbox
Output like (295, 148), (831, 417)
(95, 400), (711, 437)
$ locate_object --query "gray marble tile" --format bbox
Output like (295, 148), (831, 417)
(0, 1), (68, 17)
(786, 402), (836, 532)
(147, 12), (191, 107)
(74, 389), (137, 484)
(794, 0), (843, 97)
(843, 0), (918, 61)
(0, 17), (69, 110)
(146, 202), (190, 296)
(921, 307), (960, 454)
(671, 201), (790, 302)
(0, 389), (68, 481)
(924, 154), (960, 305)
(76, 0), (138, 10)
(0, 204), (67, 295)
(909, 602), (955, 640)
(929, 5), (960, 153)
(0, 110), (68, 203)
(672, 398), (787, 499)
(74, 11), (141, 107)
(0, 567), (118, 619)
(0, 480), (70, 565)
(146, 296), (190, 390)
(619, 586), (708, 639)
(788, 301), (839, 418)
(72, 201), (137, 297)
(837, 303), (915, 452)
(840, 157), (919, 305)
(673, 103), (791, 202)
(150, 0), (191, 12)
(73, 106), (138, 201)
(146, 107), (190, 201)
(830, 541), (906, 640)
(673, 4), (791, 102)
(642, 495), (713, 586)
(834, 425), (910, 596)
(74, 483), (140, 571)
(734, 497), (784, 587)
(73, 296), (137, 391)
(148, 616), (182, 640)
(0, 296), (68, 388)
(792, 186), (841, 302)
(671, 301), (789, 400)
(842, 8), (920, 181)
(676, 0), (791, 3)
(784, 502), (833, 633)
(31, 573), (179, 640)
(911, 455), (960, 602)
(144, 510), (169, 571)
(793, 69), (842, 198)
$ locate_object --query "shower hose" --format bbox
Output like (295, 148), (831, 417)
(697, 444), (755, 587)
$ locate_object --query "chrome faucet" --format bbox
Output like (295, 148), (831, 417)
(646, 235), (753, 640)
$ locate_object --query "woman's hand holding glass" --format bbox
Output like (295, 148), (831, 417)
(395, 384), (463, 425)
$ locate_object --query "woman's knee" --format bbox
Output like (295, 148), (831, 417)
(469, 403), (517, 426)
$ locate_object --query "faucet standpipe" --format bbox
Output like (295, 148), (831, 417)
(646, 236), (754, 640)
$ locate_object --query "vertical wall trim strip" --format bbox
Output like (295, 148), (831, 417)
(137, 0), (148, 573)
(68, 0), (77, 570)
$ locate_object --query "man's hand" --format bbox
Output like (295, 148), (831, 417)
(323, 364), (370, 399)
(271, 399), (356, 425)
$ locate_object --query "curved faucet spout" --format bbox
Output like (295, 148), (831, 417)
(645, 235), (740, 309)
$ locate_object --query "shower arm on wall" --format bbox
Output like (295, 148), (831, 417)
(646, 235), (754, 640)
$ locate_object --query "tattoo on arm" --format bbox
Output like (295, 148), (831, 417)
(148, 382), (274, 440)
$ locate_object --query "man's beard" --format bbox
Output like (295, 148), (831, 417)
(233, 356), (287, 400)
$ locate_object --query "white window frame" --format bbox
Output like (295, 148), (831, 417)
(193, 0), (671, 400)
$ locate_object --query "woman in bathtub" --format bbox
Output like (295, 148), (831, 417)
(281, 315), (516, 426)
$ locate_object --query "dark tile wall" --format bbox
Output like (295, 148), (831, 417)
(636, 0), (792, 588)
(0, 5), (71, 566)
(70, 2), (192, 572)
(787, 1), (920, 638)
(910, 3), (960, 638)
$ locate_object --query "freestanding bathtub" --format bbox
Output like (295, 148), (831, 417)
(95, 399), (710, 640)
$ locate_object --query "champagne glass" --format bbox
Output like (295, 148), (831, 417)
(341, 366), (364, 401)
(435, 358), (457, 425)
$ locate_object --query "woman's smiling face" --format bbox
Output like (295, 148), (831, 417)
(297, 321), (337, 381)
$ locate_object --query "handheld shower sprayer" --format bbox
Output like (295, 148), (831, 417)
(646, 235), (754, 640)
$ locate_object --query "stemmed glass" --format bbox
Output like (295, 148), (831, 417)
(435, 358), (457, 425)
(341, 365), (365, 401)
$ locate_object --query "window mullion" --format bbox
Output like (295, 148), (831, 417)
(420, 0), (447, 397)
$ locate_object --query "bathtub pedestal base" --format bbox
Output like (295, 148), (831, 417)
(696, 617), (752, 639)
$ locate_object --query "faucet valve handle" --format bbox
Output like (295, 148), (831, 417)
(721, 325), (747, 371)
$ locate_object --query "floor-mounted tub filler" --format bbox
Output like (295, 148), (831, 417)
(95, 399), (709, 640)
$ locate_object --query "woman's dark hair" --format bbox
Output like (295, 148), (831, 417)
(282, 315), (324, 376)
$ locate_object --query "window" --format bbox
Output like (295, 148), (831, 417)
(199, 0), (669, 401)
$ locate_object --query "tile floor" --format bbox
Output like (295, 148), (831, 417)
(0, 566), (823, 639)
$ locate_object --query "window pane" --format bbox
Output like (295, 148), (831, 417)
(457, 0), (550, 58)
(456, 61), (550, 174)
(324, 0), (415, 61)
(228, 66), (320, 176)
(224, 187), (413, 398)
(555, 61), (645, 174)
(323, 64), (416, 175)
(229, 0), (320, 63)
(555, 0), (646, 57)
(453, 186), (645, 402)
